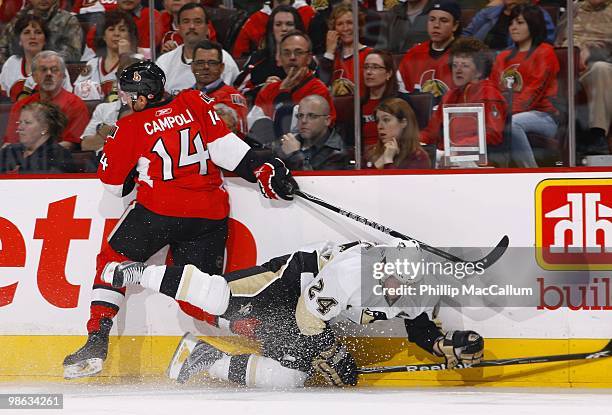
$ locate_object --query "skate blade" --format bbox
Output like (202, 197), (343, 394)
(63, 358), (103, 379)
(101, 262), (119, 286)
(167, 332), (199, 381)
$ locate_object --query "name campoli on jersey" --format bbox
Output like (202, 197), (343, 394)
(144, 109), (195, 135)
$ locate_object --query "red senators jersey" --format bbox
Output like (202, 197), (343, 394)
(491, 43), (559, 115)
(420, 79), (508, 147)
(98, 89), (251, 219)
(397, 41), (453, 98)
(331, 46), (372, 98)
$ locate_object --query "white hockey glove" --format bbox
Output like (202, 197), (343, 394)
(433, 330), (484, 369)
(311, 341), (358, 387)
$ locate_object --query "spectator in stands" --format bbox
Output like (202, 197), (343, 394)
(420, 37), (508, 164)
(0, 0), (82, 68)
(192, 40), (248, 136)
(397, 0), (461, 99)
(309, 0), (381, 55)
(319, 3), (372, 97)
(490, 4), (559, 168)
(80, 55), (138, 152)
(0, 15), (72, 102)
(375, 0), (435, 53)
(462, 0), (556, 49)
(156, 3), (239, 95)
(74, 10), (139, 102)
(115, 0), (164, 49)
(0, 102), (75, 173)
(3, 51), (89, 150)
(232, 0), (315, 58)
(159, 0), (218, 54)
(361, 49), (401, 151)
(247, 31), (336, 130)
(233, 5), (304, 103)
(555, 0), (612, 155)
(366, 97), (430, 169)
(277, 94), (349, 170)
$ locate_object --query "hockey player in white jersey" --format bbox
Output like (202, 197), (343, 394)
(102, 239), (484, 388)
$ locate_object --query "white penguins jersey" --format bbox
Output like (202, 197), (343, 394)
(73, 56), (119, 101)
(303, 241), (436, 326)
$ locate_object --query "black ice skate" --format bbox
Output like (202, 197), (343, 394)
(167, 332), (223, 384)
(63, 318), (112, 379)
(102, 261), (146, 288)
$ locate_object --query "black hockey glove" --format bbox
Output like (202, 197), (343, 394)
(312, 341), (358, 387)
(433, 330), (484, 369)
(253, 158), (299, 201)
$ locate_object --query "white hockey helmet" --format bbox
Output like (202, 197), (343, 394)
(373, 238), (423, 285)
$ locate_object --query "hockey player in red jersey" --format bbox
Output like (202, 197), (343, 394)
(63, 61), (299, 379)
(101, 240), (484, 388)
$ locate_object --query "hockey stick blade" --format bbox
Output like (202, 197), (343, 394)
(295, 190), (509, 269)
(357, 340), (612, 374)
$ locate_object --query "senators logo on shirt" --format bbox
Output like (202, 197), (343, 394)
(419, 69), (448, 98)
(499, 64), (523, 92)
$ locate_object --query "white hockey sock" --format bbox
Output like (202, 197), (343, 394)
(140, 265), (166, 292)
(175, 265), (230, 315)
(208, 354), (232, 381)
(208, 354), (307, 388)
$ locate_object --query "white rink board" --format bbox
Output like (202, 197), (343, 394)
(0, 170), (611, 338)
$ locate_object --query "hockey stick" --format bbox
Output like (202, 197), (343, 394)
(295, 190), (509, 269)
(356, 340), (612, 373)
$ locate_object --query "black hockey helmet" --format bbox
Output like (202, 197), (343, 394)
(119, 61), (166, 103)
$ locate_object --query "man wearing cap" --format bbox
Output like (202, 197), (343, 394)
(397, 0), (461, 100)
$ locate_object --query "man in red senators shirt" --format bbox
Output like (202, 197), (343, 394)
(63, 61), (299, 380)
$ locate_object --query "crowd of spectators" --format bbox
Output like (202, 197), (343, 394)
(0, 0), (609, 174)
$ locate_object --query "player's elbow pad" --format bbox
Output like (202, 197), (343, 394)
(233, 148), (274, 183)
(404, 312), (444, 354)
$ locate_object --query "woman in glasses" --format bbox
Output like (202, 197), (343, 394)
(319, 3), (371, 97)
(361, 49), (403, 154)
(366, 97), (430, 169)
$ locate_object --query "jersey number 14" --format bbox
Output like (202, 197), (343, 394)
(152, 127), (210, 180)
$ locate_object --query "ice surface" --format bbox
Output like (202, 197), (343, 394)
(0, 382), (611, 415)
